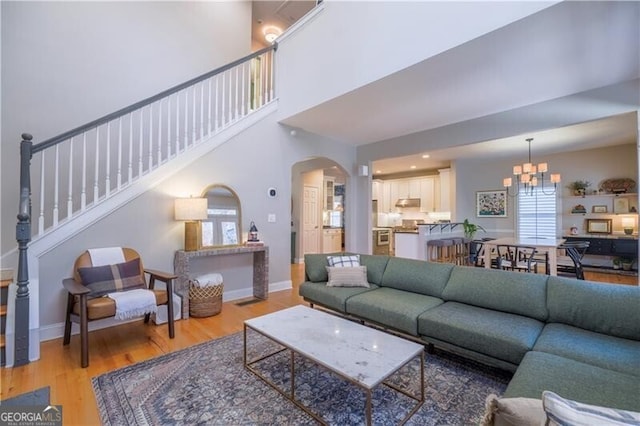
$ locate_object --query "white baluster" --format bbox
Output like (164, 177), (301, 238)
(94, 126), (100, 203)
(167, 97), (172, 158)
(176, 91), (181, 154)
(128, 113), (133, 184)
(105, 122), (111, 197)
(53, 144), (59, 225)
(139, 108), (144, 176)
(215, 76), (220, 131)
(192, 85), (196, 142)
(261, 54), (265, 107)
(184, 89), (189, 147)
(81, 133), (87, 210)
(241, 62), (246, 117)
(208, 79), (213, 135)
(269, 50), (275, 101)
(148, 103), (154, 170)
(117, 117), (123, 190)
(227, 70), (232, 122)
(200, 82), (204, 139)
(67, 137), (74, 218)
(158, 99), (163, 165)
(235, 66), (239, 120)
(39, 151), (45, 234)
(221, 72), (226, 126)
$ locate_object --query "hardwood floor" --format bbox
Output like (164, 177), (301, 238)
(0, 262), (635, 425)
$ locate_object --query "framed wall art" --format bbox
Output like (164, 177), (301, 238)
(613, 197), (629, 214)
(476, 190), (507, 218)
(586, 218), (612, 234)
(592, 205), (607, 213)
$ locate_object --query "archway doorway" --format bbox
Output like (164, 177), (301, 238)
(291, 158), (348, 263)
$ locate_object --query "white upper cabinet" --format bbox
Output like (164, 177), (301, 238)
(419, 177), (436, 212)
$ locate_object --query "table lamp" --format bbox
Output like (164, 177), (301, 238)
(621, 217), (635, 235)
(175, 198), (208, 251)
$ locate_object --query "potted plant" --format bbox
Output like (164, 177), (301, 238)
(620, 257), (635, 271)
(462, 219), (486, 240)
(567, 180), (591, 197)
(612, 257), (621, 270)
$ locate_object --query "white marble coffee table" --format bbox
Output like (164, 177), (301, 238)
(243, 305), (424, 425)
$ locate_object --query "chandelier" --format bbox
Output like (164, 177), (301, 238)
(503, 138), (561, 196)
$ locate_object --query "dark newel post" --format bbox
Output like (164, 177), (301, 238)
(15, 133), (33, 366)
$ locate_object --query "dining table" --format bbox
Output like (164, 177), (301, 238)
(482, 237), (566, 276)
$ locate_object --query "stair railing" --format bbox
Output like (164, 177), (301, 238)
(14, 44), (276, 366)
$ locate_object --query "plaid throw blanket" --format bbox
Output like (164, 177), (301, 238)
(108, 289), (157, 320)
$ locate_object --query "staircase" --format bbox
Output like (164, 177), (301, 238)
(7, 44), (277, 367)
(0, 269), (12, 366)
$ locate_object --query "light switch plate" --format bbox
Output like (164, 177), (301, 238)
(268, 214), (276, 223)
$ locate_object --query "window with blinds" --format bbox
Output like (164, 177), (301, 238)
(517, 187), (557, 238)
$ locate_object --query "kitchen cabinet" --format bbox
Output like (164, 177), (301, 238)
(323, 177), (335, 210)
(322, 228), (342, 253)
(380, 181), (391, 212)
(438, 168), (451, 212)
(419, 177), (435, 212)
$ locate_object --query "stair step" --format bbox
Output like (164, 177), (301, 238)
(0, 305), (5, 316)
(0, 335), (4, 348)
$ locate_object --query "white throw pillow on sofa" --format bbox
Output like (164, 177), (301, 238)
(481, 394), (544, 426)
(325, 266), (369, 288)
(543, 391), (640, 426)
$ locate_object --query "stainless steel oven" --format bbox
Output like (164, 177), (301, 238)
(373, 229), (391, 255)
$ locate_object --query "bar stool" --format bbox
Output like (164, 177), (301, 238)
(427, 238), (454, 263)
(450, 237), (467, 265)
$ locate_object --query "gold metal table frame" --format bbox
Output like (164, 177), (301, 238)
(243, 324), (425, 426)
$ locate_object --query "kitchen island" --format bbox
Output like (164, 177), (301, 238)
(394, 223), (466, 260)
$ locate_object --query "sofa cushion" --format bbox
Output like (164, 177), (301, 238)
(481, 394), (544, 426)
(304, 253), (389, 285)
(380, 257), (453, 298)
(326, 266), (369, 288)
(533, 323), (640, 377)
(546, 277), (640, 341)
(299, 281), (377, 312)
(542, 390), (640, 426)
(418, 302), (544, 365)
(346, 287), (443, 336)
(442, 266), (548, 321)
(504, 351), (640, 412)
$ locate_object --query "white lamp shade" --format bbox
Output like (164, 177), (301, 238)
(175, 198), (208, 221)
(621, 217), (635, 228)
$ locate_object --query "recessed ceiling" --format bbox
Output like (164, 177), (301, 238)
(372, 112), (638, 176)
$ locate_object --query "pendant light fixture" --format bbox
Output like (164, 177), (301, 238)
(503, 138), (561, 196)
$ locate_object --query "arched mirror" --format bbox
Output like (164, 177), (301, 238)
(200, 184), (242, 247)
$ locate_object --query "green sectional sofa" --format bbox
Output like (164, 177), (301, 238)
(299, 253), (640, 412)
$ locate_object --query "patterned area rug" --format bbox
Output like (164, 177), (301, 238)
(93, 330), (512, 425)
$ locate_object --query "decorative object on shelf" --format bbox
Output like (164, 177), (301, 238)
(620, 257), (635, 271)
(586, 218), (612, 234)
(503, 138), (560, 196)
(613, 197), (630, 214)
(174, 197), (208, 251)
(631, 206), (638, 213)
(600, 178), (636, 194)
(248, 221), (259, 242)
(621, 217), (635, 235)
(571, 204), (587, 214)
(592, 205), (607, 213)
(569, 225), (579, 235)
(462, 218), (486, 240)
(567, 180), (591, 197)
(612, 257), (621, 270)
(476, 190), (507, 217)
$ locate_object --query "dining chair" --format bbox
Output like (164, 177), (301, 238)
(557, 241), (590, 280)
(496, 245), (538, 273)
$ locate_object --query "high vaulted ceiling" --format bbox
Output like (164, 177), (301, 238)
(279, 1), (640, 175)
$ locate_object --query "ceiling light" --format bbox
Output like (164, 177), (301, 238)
(421, 154), (430, 159)
(503, 138), (560, 196)
(376, 170), (382, 174)
(410, 165), (417, 169)
(263, 26), (282, 43)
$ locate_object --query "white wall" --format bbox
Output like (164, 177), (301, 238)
(35, 111), (357, 333)
(1, 1), (252, 256)
(276, 1), (554, 121)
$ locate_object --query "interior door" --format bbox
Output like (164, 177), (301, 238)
(303, 185), (320, 254)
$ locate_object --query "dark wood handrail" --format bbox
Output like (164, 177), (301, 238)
(32, 44), (277, 154)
